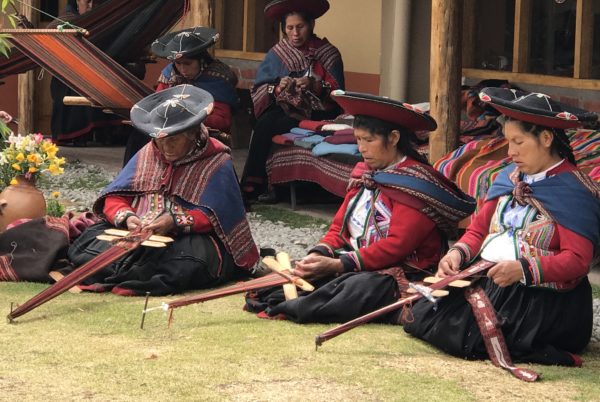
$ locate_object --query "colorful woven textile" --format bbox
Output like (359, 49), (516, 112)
(5, 30), (152, 110)
(266, 146), (360, 197)
(96, 139), (258, 269)
(0, 0), (188, 79)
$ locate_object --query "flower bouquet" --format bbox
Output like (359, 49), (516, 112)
(0, 133), (65, 186)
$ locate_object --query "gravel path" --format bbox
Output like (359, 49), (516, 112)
(42, 162), (600, 343)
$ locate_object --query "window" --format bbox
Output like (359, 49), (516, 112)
(214, 0), (280, 60)
(462, 0), (599, 89)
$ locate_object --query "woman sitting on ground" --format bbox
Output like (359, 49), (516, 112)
(240, 0), (345, 203)
(66, 85), (258, 296)
(245, 91), (475, 323)
(404, 88), (599, 368)
(124, 27), (239, 164)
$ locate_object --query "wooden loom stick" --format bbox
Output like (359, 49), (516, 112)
(7, 229), (153, 322)
(276, 252), (298, 300)
(314, 260), (495, 347)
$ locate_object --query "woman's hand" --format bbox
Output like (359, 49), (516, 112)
(487, 261), (523, 287)
(293, 254), (343, 280)
(125, 215), (142, 231)
(294, 76), (315, 91)
(0, 111), (12, 124)
(277, 76), (293, 91)
(143, 214), (176, 235)
(436, 249), (462, 278)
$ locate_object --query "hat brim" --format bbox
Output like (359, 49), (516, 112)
(264, 0), (329, 21)
(480, 87), (598, 129)
(131, 85), (214, 138)
(151, 27), (219, 60)
(331, 90), (438, 132)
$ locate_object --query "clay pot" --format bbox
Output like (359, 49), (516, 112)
(0, 175), (46, 232)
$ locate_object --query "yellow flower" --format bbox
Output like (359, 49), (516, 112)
(28, 166), (38, 173)
(10, 178), (18, 185)
(48, 164), (60, 175)
(15, 153), (25, 162)
(52, 191), (60, 198)
(11, 163), (21, 171)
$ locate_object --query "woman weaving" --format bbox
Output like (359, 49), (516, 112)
(124, 26), (239, 163)
(65, 85), (258, 296)
(404, 88), (600, 367)
(245, 91), (475, 323)
(240, 0), (345, 203)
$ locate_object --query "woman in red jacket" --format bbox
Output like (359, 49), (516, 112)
(405, 87), (599, 370)
(246, 91), (475, 323)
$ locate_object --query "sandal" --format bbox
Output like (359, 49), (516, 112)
(257, 190), (278, 204)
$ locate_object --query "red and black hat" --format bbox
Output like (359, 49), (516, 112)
(131, 85), (214, 139)
(151, 27), (219, 61)
(331, 90), (438, 132)
(479, 87), (598, 129)
(264, 0), (330, 21)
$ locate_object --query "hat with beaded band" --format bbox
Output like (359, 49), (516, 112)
(330, 90), (437, 132)
(130, 84), (214, 139)
(264, 0), (330, 21)
(151, 27), (219, 61)
(478, 87), (598, 129)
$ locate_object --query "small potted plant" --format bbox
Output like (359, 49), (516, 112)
(0, 133), (66, 231)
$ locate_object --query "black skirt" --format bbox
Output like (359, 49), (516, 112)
(403, 276), (593, 366)
(65, 222), (237, 296)
(245, 271), (400, 324)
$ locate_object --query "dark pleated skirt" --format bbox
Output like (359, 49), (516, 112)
(245, 271), (400, 324)
(404, 276), (593, 366)
(65, 222), (236, 296)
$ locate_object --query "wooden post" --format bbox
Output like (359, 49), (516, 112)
(429, 0), (462, 163)
(574, 0), (593, 79)
(17, 0), (39, 134)
(186, 0), (212, 27)
(512, 0), (531, 73)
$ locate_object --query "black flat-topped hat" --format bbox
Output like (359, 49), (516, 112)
(131, 85), (214, 138)
(479, 87), (598, 129)
(151, 27), (219, 61)
(264, 0), (330, 21)
(331, 90), (438, 132)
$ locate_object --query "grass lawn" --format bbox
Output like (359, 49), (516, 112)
(1, 281), (599, 402)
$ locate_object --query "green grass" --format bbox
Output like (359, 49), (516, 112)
(2, 282), (600, 401)
(251, 204), (330, 229)
(592, 284), (600, 299)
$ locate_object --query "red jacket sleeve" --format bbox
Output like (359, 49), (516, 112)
(340, 203), (438, 272)
(187, 210), (213, 233)
(203, 101), (232, 133)
(523, 224), (594, 286)
(103, 195), (134, 226)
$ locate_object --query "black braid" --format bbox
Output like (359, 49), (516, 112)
(354, 115), (431, 165)
(506, 118), (577, 165)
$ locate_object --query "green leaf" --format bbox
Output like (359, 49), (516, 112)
(1, 0), (8, 12)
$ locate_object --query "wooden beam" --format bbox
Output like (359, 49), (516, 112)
(429, 0), (462, 163)
(17, 0), (39, 134)
(512, 0), (531, 73)
(574, 0), (593, 79)
(243, 0), (257, 52)
(461, 0), (476, 68)
(462, 68), (600, 91)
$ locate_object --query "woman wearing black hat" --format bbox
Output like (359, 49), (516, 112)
(123, 27), (239, 164)
(405, 88), (600, 369)
(240, 0), (345, 202)
(66, 85), (259, 296)
(245, 90), (475, 323)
